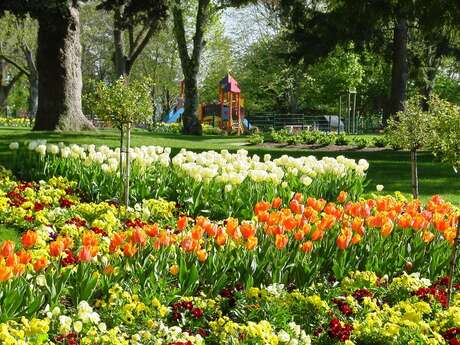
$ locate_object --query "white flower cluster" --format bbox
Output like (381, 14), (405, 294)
(17, 140), (171, 173)
(278, 322), (312, 345)
(172, 149), (369, 185)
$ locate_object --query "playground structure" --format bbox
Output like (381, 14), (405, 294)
(163, 74), (249, 134)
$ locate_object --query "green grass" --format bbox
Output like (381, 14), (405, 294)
(0, 127), (458, 203)
(0, 224), (19, 243)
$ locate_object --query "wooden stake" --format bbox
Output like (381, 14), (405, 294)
(447, 216), (460, 306)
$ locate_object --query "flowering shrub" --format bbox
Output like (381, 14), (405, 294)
(10, 141), (369, 218)
(0, 117), (32, 127)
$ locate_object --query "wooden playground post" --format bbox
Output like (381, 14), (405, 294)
(228, 92), (233, 133)
(237, 93), (241, 135)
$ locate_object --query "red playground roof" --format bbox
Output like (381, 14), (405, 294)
(220, 74), (240, 93)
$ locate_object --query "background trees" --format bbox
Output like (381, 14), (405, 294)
(0, 0), (458, 132)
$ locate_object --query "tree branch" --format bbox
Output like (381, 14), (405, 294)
(0, 55), (30, 77)
(191, 0), (210, 66)
(172, 0), (191, 72)
(128, 24), (156, 67)
(5, 71), (24, 94)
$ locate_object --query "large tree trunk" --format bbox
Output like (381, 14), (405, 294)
(34, 4), (93, 131)
(183, 69), (202, 135)
(172, 0), (208, 135)
(386, 17), (408, 124)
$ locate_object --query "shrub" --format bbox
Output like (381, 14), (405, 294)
(249, 133), (264, 145)
(373, 136), (387, 148)
(335, 134), (350, 146)
(353, 137), (369, 149)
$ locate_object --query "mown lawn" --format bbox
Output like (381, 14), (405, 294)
(0, 127), (458, 203)
(0, 224), (19, 242)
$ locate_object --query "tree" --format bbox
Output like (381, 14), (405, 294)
(428, 96), (460, 305)
(0, 13), (38, 117)
(97, 0), (168, 78)
(278, 0), (460, 123)
(171, 0), (251, 135)
(386, 96), (433, 199)
(0, 1), (93, 131)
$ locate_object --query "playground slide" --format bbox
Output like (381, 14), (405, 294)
(164, 107), (184, 123)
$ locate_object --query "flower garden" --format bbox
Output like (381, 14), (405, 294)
(0, 139), (458, 345)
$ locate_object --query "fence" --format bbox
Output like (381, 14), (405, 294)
(246, 113), (382, 133)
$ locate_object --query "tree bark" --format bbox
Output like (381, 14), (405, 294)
(113, 9), (127, 78)
(172, 0), (208, 135)
(34, 4), (93, 131)
(386, 17), (409, 124)
(0, 59), (23, 115)
(23, 47), (38, 117)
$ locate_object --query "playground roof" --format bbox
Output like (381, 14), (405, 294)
(220, 74), (240, 93)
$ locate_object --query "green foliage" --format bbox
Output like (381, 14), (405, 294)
(353, 137), (370, 149)
(429, 96), (460, 170)
(386, 96), (434, 151)
(335, 134), (350, 146)
(87, 77), (153, 128)
(249, 133), (264, 145)
(373, 136), (388, 148)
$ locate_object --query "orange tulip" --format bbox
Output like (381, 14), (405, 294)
(131, 227), (147, 247)
(302, 223), (312, 235)
(246, 236), (258, 250)
(336, 229), (352, 250)
(257, 211), (270, 223)
(337, 191), (348, 203)
(123, 242), (137, 257)
(177, 216), (188, 231)
(381, 220), (394, 237)
(0, 240), (14, 258)
(311, 229), (324, 241)
(33, 257), (48, 272)
(49, 240), (64, 257)
(255, 201), (271, 215)
(294, 230), (305, 241)
(191, 225), (204, 241)
(283, 216), (299, 231)
(300, 241), (313, 253)
(79, 245), (92, 262)
(289, 199), (303, 214)
(351, 233), (362, 244)
(22, 230), (37, 248)
(197, 249), (207, 262)
(61, 236), (74, 250)
(240, 222), (256, 239)
(145, 223), (159, 237)
(13, 263), (25, 277)
(422, 231), (435, 243)
(5, 253), (16, 267)
(271, 197), (282, 209)
(275, 234), (288, 250)
(17, 250), (32, 264)
(0, 265), (13, 282)
(180, 237), (198, 253)
(215, 231), (227, 246)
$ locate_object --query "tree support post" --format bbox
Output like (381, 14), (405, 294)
(124, 122), (131, 210)
(447, 216), (460, 306)
(410, 149), (419, 199)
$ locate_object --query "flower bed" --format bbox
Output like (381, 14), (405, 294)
(0, 173), (459, 343)
(9, 141), (368, 218)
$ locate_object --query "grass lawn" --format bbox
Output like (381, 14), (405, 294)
(0, 127), (458, 203)
(0, 224), (19, 242)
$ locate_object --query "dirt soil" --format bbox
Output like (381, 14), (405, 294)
(257, 142), (392, 152)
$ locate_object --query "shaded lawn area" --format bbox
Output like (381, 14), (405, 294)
(0, 127), (458, 203)
(0, 224), (20, 242)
